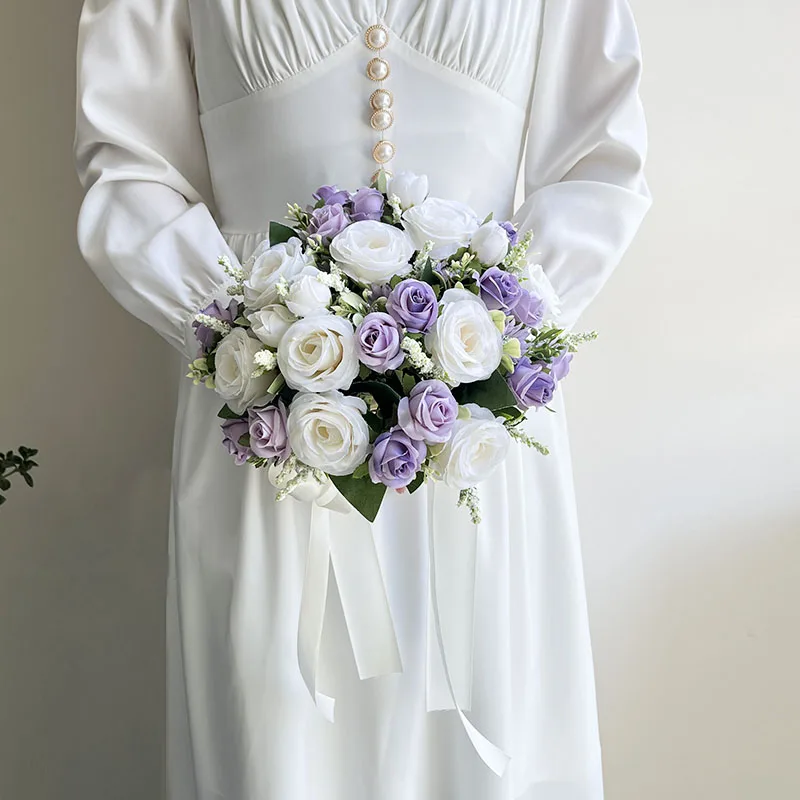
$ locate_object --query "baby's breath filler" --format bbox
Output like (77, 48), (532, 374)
(273, 456), (327, 503)
(502, 229), (534, 275)
(219, 254), (245, 295)
(401, 336), (450, 382)
(457, 487), (482, 525)
(193, 313), (232, 337)
(508, 425), (550, 456)
(251, 349), (278, 378)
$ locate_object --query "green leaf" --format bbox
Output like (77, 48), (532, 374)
(330, 474), (387, 522)
(269, 221), (297, 246)
(482, 211), (494, 224)
(0, 495), (6, 506)
(0, 478), (10, 492)
(401, 372), (416, 396)
(419, 257), (435, 285)
(350, 381), (402, 418)
(23, 473), (34, 488)
(453, 370), (517, 412)
(407, 472), (426, 494)
(217, 404), (243, 420)
(364, 411), (384, 434)
(352, 461), (371, 480)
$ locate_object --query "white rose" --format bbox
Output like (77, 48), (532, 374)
(389, 171), (429, 210)
(285, 267), (332, 318)
(435, 405), (511, 489)
(214, 328), (276, 414)
(470, 221), (510, 267)
(287, 391), (370, 476)
(329, 220), (415, 284)
(243, 237), (313, 309)
(402, 197), (481, 259)
(425, 289), (503, 384)
(522, 263), (562, 322)
(248, 304), (297, 347)
(277, 315), (359, 392)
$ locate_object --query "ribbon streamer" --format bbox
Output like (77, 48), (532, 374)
(296, 487), (509, 777)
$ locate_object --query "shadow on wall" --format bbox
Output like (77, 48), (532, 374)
(595, 512), (800, 800)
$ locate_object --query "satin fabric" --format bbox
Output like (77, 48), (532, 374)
(74, 2), (651, 798)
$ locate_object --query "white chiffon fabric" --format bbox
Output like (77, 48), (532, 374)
(74, 2), (651, 798)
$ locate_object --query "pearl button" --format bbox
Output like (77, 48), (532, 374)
(373, 140), (396, 164)
(365, 25), (389, 51)
(370, 89), (393, 111)
(370, 109), (393, 131)
(366, 57), (390, 82)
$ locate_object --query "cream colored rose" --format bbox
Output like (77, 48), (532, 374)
(470, 220), (509, 266)
(388, 171), (429, 210)
(329, 220), (414, 284)
(214, 328), (276, 414)
(424, 289), (503, 384)
(243, 237), (313, 309)
(435, 404), (511, 489)
(285, 267), (332, 318)
(248, 304), (297, 347)
(402, 197), (480, 259)
(277, 315), (359, 392)
(522, 263), (562, 322)
(287, 391), (370, 476)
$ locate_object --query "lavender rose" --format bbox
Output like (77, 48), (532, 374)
(499, 221), (519, 246)
(355, 312), (405, 372)
(397, 380), (458, 444)
(513, 289), (546, 328)
(221, 418), (252, 465)
(193, 298), (238, 353)
(248, 401), (290, 462)
(350, 187), (385, 222)
(386, 279), (439, 333)
(308, 203), (350, 241)
(479, 267), (523, 313)
(508, 358), (556, 409)
(314, 185), (351, 206)
(551, 351), (573, 382)
(368, 427), (427, 489)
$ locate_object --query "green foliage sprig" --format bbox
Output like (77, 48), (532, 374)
(0, 447), (39, 506)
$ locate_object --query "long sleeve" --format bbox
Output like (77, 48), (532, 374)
(74, 0), (235, 357)
(513, 0), (652, 329)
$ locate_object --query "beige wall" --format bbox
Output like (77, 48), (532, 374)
(0, 1), (797, 799)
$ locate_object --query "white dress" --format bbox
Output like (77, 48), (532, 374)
(74, 1), (651, 798)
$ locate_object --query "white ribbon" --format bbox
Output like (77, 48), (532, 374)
(296, 485), (509, 777)
(297, 502), (402, 722)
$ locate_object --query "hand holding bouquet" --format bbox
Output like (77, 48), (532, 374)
(187, 172), (594, 521)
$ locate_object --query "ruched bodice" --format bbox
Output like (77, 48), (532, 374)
(192, 1), (540, 114)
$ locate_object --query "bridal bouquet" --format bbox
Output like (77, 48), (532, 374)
(187, 172), (594, 522)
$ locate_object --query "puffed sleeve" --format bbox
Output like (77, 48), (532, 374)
(513, 0), (652, 328)
(74, 0), (235, 357)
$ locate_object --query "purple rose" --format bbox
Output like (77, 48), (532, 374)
(386, 279), (439, 333)
(550, 352), (573, 382)
(193, 298), (238, 353)
(314, 185), (351, 206)
(248, 400), (290, 462)
(479, 267), (523, 313)
(221, 418), (252, 465)
(512, 289), (546, 328)
(350, 187), (385, 222)
(368, 427), (427, 489)
(308, 203), (350, 241)
(397, 380), (458, 444)
(499, 221), (519, 246)
(508, 358), (556, 409)
(355, 312), (405, 372)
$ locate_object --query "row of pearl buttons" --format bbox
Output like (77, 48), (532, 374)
(365, 25), (395, 169)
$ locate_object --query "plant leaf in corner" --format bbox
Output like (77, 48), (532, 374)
(453, 370), (517, 412)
